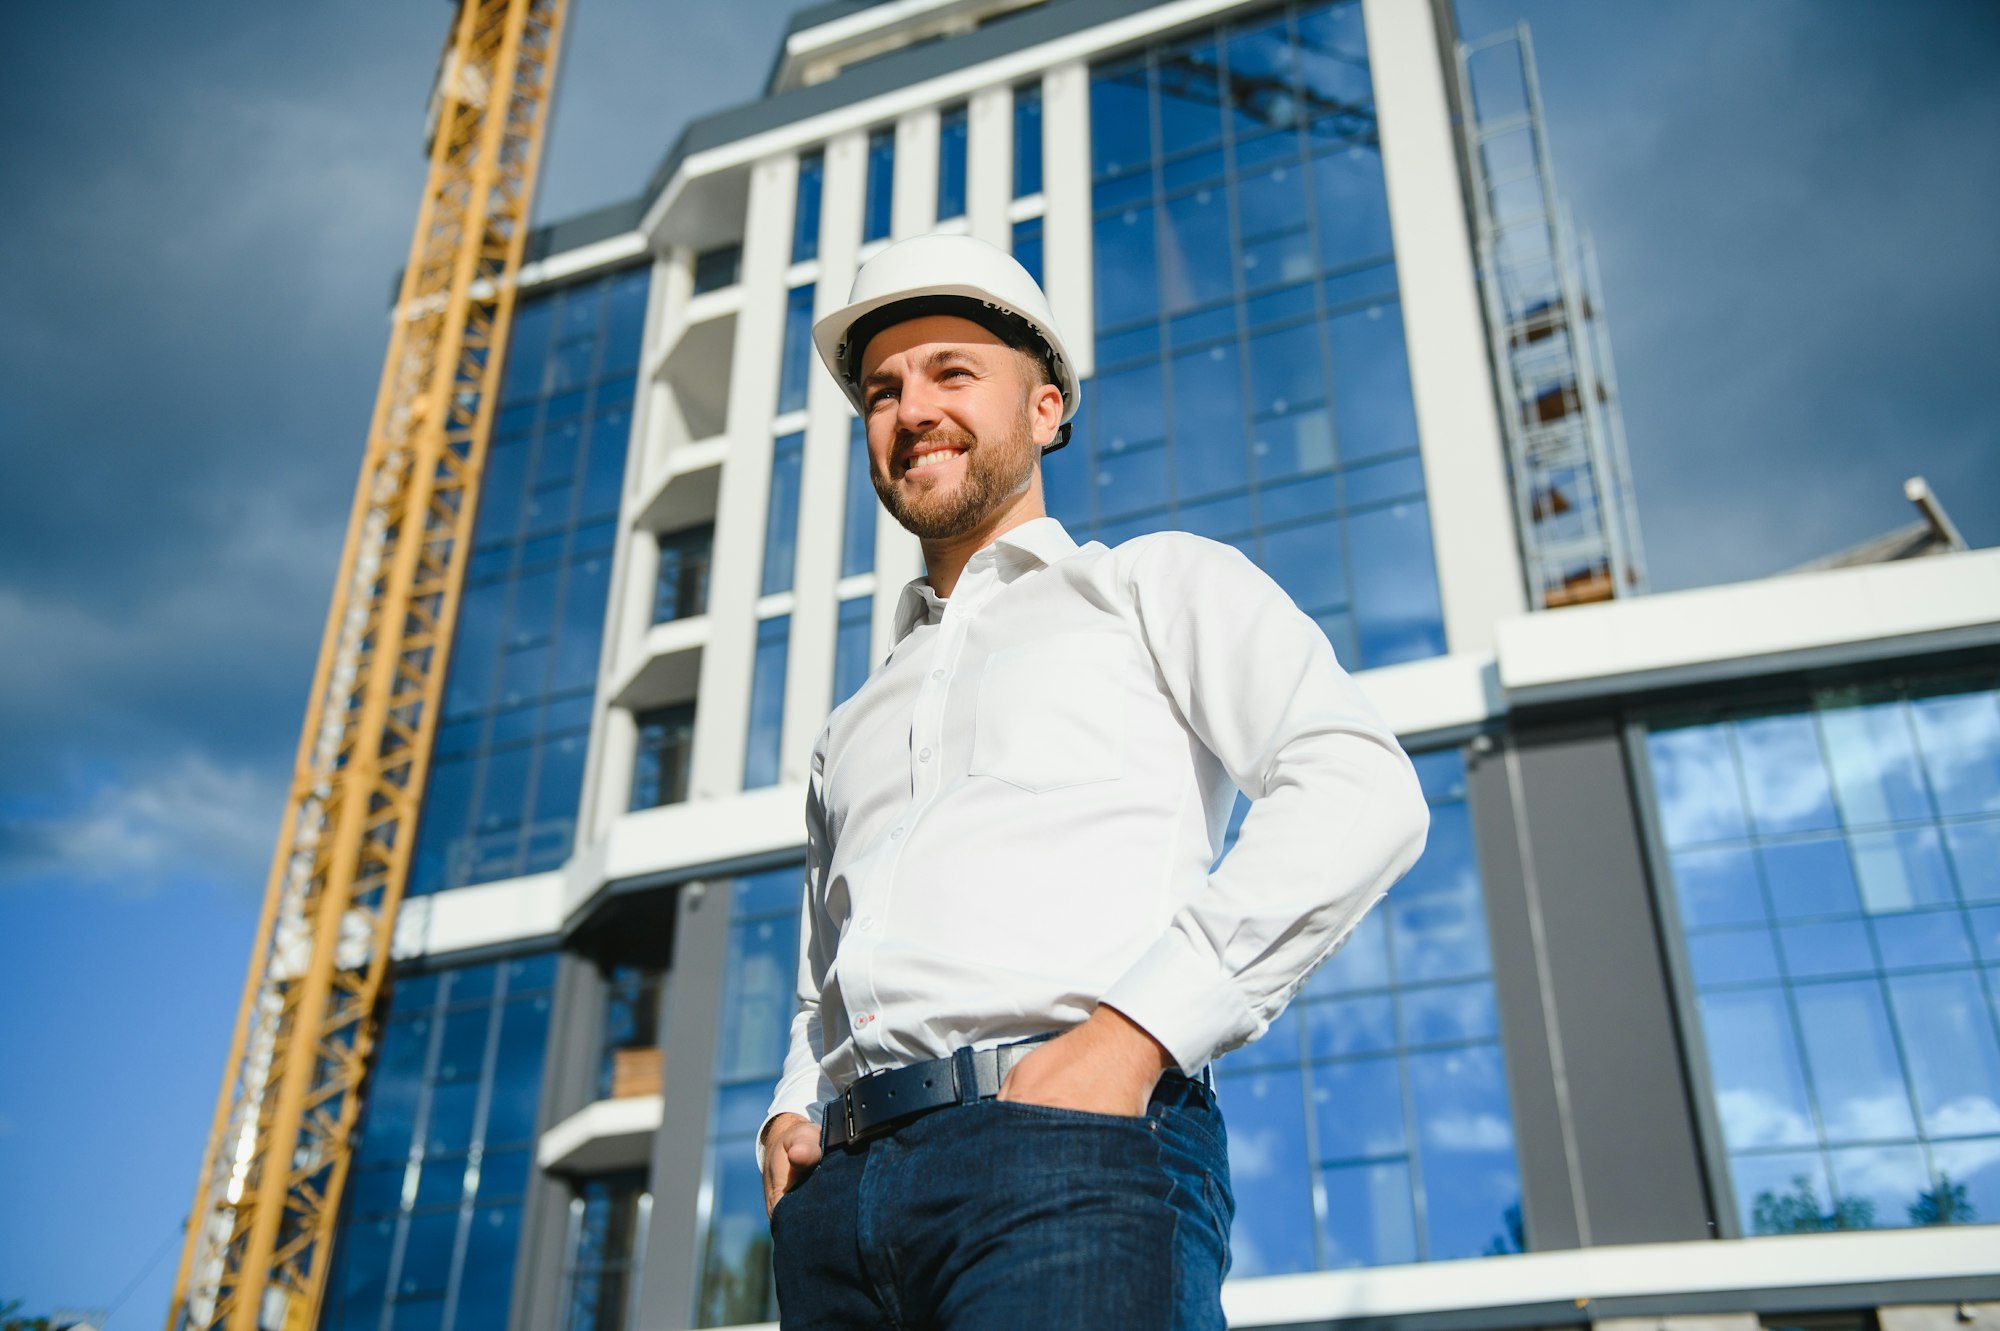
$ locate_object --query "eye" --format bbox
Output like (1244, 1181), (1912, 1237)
(865, 387), (897, 411)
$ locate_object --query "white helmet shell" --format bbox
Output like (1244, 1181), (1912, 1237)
(811, 234), (1081, 451)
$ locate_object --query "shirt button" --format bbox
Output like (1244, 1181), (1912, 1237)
(931, 669), (945, 681)
(857, 1013), (874, 1027)
(889, 826), (905, 840)
(857, 915), (875, 932)
(918, 747), (932, 762)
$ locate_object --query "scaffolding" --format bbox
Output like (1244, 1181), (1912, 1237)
(1456, 26), (1645, 609)
(166, 4), (568, 1330)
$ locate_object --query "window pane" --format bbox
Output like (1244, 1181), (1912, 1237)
(1094, 206), (1159, 330)
(1218, 1066), (1314, 1277)
(456, 1205), (521, 1329)
(744, 616), (790, 791)
(1911, 688), (2000, 816)
(1698, 988), (1815, 1150)
(833, 597), (873, 709)
(1409, 1044), (1519, 1260)
(1345, 499), (1444, 667)
(1013, 83), (1043, 197)
(696, 1150), (775, 1326)
(762, 433), (805, 597)
(792, 150), (823, 264)
(776, 286), (815, 416)
(841, 421), (877, 578)
(1326, 302), (1417, 463)
(937, 104), (968, 221)
(1647, 724), (1748, 848)
(863, 130), (895, 243)
(1821, 696), (1935, 826)
(1736, 713), (1838, 836)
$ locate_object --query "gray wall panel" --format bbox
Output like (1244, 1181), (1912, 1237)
(637, 881), (734, 1331)
(1509, 721), (1713, 1245)
(514, 953), (606, 1331)
(1467, 742), (1585, 1252)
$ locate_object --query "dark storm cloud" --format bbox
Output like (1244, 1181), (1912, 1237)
(1454, 0), (2000, 591)
(0, 1), (797, 895)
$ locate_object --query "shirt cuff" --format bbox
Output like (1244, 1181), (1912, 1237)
(1100, 926), (1261, 1076)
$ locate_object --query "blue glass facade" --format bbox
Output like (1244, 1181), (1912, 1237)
(412, 267), (646, 895)
(1011, 216), (1044, 288)
(937, 103), (969, 221)
(832, 596), (872, 710)
(1013, 83), (1043, 198)
(1054, 0), (1446, 669)
(564, 1171), (649, 1331)
(863, 129), (895, 243)
(696, 868), (803, 1326)
(1645, 676), (2000, 1235)
(777, 285), (815, 416)
(743, 616), (790, 790)
(325, 955), (557, 1331)
(1214, 750), (1522, 1272)
(761, 431), (805, 596)
(792, 150), (824, 264)
(840, 419), (876, 579)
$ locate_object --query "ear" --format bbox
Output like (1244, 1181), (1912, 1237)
(1029, 382), (1064, 448)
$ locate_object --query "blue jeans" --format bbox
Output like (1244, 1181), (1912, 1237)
(770, 1070), (1234, 1330)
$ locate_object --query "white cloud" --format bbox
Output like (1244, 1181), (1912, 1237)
(1424, 1111), (1514, 1153)
(1716, 1087), (1815, 1150)
(1, 750), (282, 898)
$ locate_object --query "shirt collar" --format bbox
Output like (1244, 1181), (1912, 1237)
(891, 517), (1080, 644)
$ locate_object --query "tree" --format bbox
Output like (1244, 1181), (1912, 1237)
(1, 1300), (52, 1331)
(1749, 1175), (1875, 1235)
(1909, 1175), (1977, 1227)
(1483, 1201), (1526, 1255)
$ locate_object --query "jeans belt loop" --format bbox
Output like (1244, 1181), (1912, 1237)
(951, 1045), (980, 1106)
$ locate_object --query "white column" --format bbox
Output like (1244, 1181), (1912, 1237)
(1040, 61), (1095, 380)
(784, 129), (869, 779)
(690, 153), (797, 799)
(1363, 0), (1527, 650)
(966, 84), (1013, 249)
(893, 107), (940, 239)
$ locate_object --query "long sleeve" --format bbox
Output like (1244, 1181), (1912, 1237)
(1099, 534), (1430, 1074)
(757, 730), (840, 1169)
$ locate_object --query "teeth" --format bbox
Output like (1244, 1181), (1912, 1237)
(906, 450), (962, 471)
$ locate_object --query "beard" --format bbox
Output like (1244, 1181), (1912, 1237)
(872, 402), (1038, 541)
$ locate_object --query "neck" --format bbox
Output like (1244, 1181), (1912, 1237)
(921, 487), (1045, 598)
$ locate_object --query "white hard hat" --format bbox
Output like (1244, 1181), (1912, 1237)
(812, 234), (1081, 452)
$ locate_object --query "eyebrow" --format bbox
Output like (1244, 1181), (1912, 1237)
(861, 347), (990, 394)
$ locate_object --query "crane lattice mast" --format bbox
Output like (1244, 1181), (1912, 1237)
(168, 3), (568, 1328)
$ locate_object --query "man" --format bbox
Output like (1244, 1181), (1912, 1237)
(758, 234), (1429, 1328)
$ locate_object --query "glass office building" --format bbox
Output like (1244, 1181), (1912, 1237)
(311, 1), (2000, 1329)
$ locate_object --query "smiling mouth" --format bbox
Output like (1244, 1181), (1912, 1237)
(899, 444), (967, 476)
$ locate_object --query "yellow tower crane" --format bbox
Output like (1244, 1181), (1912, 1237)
(168, 3), (569, 1328)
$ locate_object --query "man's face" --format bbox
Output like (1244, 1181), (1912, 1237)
(858, 315), (1063, 542)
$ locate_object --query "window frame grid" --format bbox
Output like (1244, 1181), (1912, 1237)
(1627, 675), (2000, 1240)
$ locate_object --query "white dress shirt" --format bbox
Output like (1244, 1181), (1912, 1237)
(761, 516), (1429, 1150)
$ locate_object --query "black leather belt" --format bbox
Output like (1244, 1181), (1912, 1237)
(821, 1043), (1044, 1150)
(819, 1039), (1208, 1150)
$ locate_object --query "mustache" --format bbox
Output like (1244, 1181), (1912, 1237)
(893, 427), (977, 461)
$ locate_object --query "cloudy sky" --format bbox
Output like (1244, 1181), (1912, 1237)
(1, 0), (1994, 1320)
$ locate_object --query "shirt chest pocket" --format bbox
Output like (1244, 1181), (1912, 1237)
(969, 633), (1131, 793)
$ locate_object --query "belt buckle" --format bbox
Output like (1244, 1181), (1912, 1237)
(842, 1089), (858, 1143)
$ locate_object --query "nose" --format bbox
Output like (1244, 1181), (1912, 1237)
(894, 375), (943, 438)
